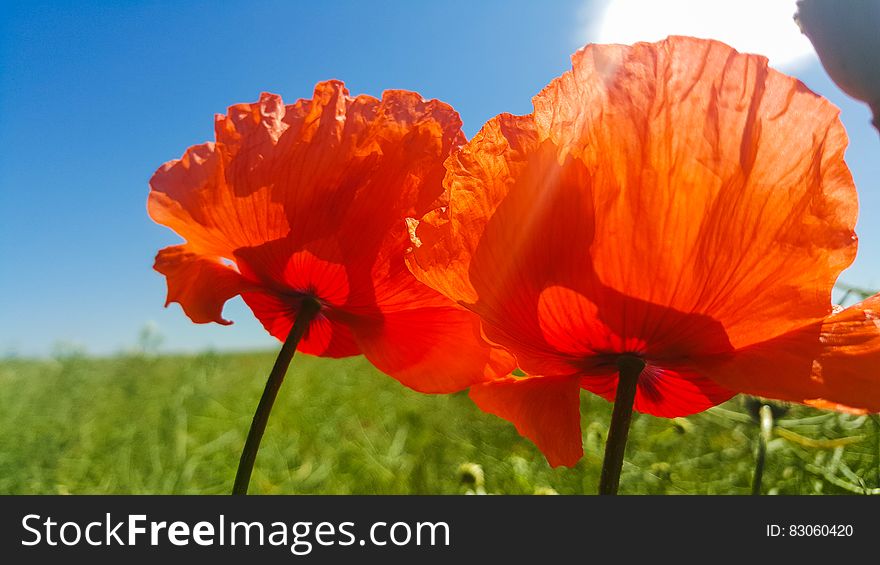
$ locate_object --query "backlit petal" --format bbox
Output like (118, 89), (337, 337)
(580, 366), (735, 418)
(148, 136), (289, 258)
(810, 294), (880, 411)
(533, 37), (857, 349)
(240, 290), (359, 358)
(469, 376), (583, 467)
(693, 294), (880, 413)
(353, 306), (516, 393)
(154, 244), (254, 325)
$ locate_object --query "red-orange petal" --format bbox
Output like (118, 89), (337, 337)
(240, 290), (359, 357)
(810, 295), (880, 411)
(154, 244), (254, 325)
(469, 376), (583, 467)
(352, 306), (516, 393)
(233, 238), (352, 309)
(406, 113), (544, 308)
(693, 294), (880, 413)
(581, 366), (735, 418)
(148, 139), (289, 260)
(532, 37), (857, 350)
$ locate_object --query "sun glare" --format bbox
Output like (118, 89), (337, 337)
(594, 0), (815, 69)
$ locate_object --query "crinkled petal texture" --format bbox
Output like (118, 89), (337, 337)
(150, 81), (514, 393)
(407, 37), (876, 465)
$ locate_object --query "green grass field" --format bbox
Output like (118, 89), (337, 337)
(1, 349), (877, 495)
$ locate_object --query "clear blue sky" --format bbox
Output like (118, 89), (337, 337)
(2, 0), (878, 357)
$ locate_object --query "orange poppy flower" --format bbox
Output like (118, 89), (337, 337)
(149, 81), (512, 393)
(406, 37), (880, 467)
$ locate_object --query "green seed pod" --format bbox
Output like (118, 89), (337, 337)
(457, 462), (485, 489)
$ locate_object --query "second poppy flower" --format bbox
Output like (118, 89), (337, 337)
(406, 37), (880, 467)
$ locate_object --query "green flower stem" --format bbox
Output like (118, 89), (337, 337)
(232, 297), (321, 495)
(751, 404), (774, 496)
(598, 355), (645, 495)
